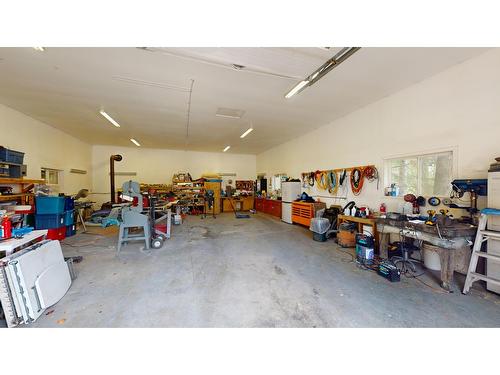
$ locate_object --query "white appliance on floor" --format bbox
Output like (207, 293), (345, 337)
(487, 172), (500, 293)
(0, 240), (72, 327)
(281, 181), (301, 224)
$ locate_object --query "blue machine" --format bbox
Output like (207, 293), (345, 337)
(451, 179), (488, 196)
(450, 179), (488, 216)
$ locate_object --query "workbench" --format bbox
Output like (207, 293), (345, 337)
(221, 196), (254, 212)
(376, 218), (476, 290)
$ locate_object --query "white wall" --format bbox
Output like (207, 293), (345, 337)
(91, 145), (256, 205)
(257, 49), (500, 214)
(0, 104), (92, 195)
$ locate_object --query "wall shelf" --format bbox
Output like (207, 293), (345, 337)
(0, 178), (42, 204)
(0, 178), (44, 185)
(0, 193), (34, 202)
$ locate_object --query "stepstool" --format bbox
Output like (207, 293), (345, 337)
(463, 208), (500, 294)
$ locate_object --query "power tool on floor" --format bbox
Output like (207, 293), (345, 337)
(377, 261), (401, 282)
(355, 233), (374, 266)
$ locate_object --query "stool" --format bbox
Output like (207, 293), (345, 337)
(391, 242), (420, 273)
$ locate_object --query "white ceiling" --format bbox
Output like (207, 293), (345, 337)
(0, 47), (489, 154)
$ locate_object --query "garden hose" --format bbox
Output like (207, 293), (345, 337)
(327, 170), (338, 195)
(350, 168), (364, 196)
(364, 166), (379, 189)
(315, 171), (329, 190)
(308, 172), (315, 187)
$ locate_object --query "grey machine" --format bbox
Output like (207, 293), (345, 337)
(117, 181), (151, 253)
(116, 181), (171, 254)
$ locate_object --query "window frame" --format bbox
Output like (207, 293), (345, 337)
(41, 167), (62, 186)
(271, 174), (288, 192)
(383, 148), (457, 198)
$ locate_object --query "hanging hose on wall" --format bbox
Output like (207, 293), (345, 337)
(315, 170), (328, 190)
(339, 169), (347, 187)
(350, 168), (364, 196)
(301, 173), (308, 188)
(364, 166), (379, 190)
(308, 172), (315, 187)
(327, 170), (339, 195)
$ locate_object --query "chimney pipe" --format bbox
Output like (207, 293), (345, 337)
(110, 154), (123, 203)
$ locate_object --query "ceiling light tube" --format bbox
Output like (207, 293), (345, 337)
(223, 146), (231, 152)
(284, 80), (309, 99)
(307, 47), (361, 85)
(130, 138), (141, 146)
(240, 127), (254, 138)
(33, 47), (45, 52)
(284, 47), (361, 99)
(99, 110), (121, 127)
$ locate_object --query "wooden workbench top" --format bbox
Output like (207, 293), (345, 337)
(376, 217), (477, 237)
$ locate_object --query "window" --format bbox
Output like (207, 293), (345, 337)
(385, 151), (453, 197)
(271, 174), (287, 192)
(41, 167), (60, 185)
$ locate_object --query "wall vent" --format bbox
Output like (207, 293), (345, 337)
(109, 172), (137, 176)
(216, 108), (245, 119)
(70, 169), (87, 174)
(112, 76), (191, 92)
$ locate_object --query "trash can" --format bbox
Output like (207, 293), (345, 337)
(310, 217), (331, 242)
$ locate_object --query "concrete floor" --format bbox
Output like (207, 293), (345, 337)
(30, 213), (500, 328)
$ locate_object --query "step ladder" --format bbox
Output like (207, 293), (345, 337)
(463, 208), (500, 294)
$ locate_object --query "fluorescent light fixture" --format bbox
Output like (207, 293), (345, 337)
(284, 80), (309, 99)
(99, 110), (121, 127)
(33, 47), (45, 52)
(240, 127), (254, 139)
(223, 146), (231, 152)
(130, 138), (141, 147)
(284, 47), (361, 99)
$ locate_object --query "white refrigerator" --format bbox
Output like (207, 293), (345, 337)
(281, 181), (302, 224)
(487, 172), (500, 293)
